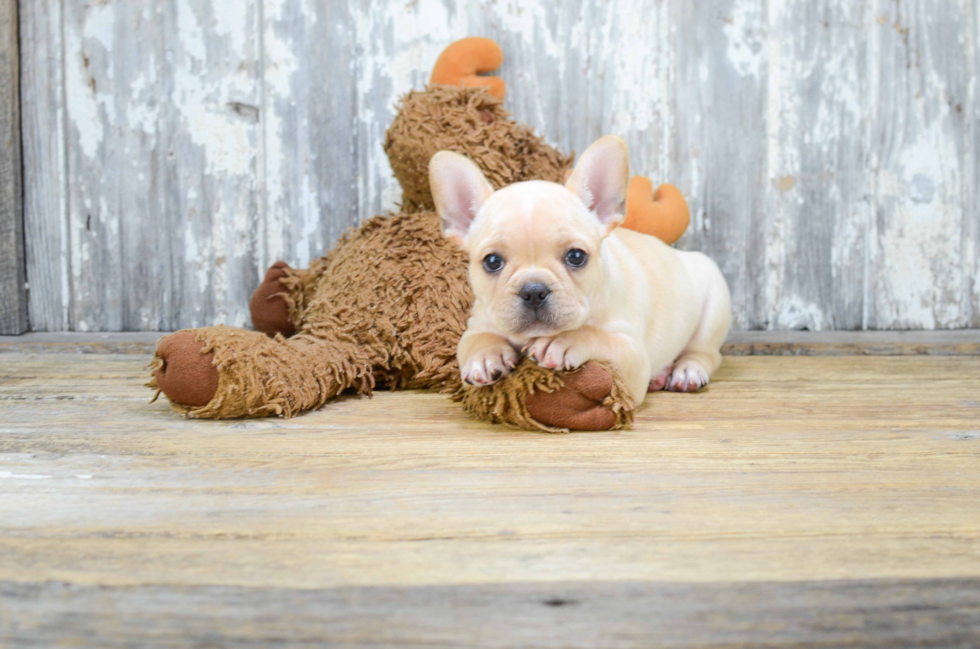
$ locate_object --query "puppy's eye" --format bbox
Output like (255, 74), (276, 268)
(483, 253), (505, 273)
(564, 248), (588, 268)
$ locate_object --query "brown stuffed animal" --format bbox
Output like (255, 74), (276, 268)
(148, 38), (688, 431)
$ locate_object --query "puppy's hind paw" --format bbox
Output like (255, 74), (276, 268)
(461, 344), (519, 386)
(648, 365), (674, 392)
(666, 361), (710, 393)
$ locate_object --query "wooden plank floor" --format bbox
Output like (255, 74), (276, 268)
(1, 350), (980, 646)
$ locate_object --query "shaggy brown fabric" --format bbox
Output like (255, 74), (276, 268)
(249, 261), (295, 337)
(279, 210), (472, 394)
(384, 85), (573, 213)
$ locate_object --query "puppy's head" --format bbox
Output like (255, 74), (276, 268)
(430, 135), (629, 339)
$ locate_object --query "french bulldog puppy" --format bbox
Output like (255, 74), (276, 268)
(430, 135), (731, 403)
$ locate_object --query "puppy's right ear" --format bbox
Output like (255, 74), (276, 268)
(565, 135), (629, 236)
(429, 151), (494, 246)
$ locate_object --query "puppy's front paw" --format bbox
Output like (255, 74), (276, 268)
(525, 334), (589, 371)
(667, 360), (710, 392)
(461, 344), (518, 386)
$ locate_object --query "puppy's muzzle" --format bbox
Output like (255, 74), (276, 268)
(519, 283), (551, 310)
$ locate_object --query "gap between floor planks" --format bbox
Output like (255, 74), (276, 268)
(1, 329), (979, 355)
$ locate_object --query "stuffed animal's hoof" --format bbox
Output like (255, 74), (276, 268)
(153, 331), (219, 407)
(525, 362), (617, 430)
(250, 261), (295, 337)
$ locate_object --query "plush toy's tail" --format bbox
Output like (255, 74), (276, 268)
(623, 177), (691, 245)
(430, 37), (506, 99)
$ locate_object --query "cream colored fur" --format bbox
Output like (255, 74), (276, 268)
(430, 135), (731, 403)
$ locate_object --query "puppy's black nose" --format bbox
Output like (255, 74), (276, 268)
(519, 283), (551, 309)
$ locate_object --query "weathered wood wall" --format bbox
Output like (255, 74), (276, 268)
(18, 0), (980, 332)
(1, 0), (26, 334)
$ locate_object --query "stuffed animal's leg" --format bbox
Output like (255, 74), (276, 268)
(249, 260), (328, 337)
(250, 262), (296, 336)
(461, 360), (635, 432)
(148, 326), (376, 419)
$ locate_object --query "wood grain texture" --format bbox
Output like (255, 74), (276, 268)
(1, 352), (980, 644)
(20, 0), (70, 332)
(971, 0), (979, 330)
(0, 0), (26, 334)
(262, 0), (359, 271)
(671, 0), (766, 332)
(3, 578), (980, 647)
(17, 0), (980, 331)
(34, 0), (263, 332)
(866, 0), (974, 329)
(762, 0), (869, 331)
(0, 355), (978, 584)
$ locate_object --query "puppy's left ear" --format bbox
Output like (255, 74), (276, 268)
(565, 135), (629, 235)
(429, 151), (494, 246)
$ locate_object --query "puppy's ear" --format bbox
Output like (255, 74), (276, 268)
(565, 135), (629, 235)
(429, 151), (494, 246)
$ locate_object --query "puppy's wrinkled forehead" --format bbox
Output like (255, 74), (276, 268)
(469, 181), (598, 248)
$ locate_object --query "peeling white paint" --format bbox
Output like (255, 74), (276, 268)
(775, 295), (826, 331)
(876, 119), (965, 328)
(65, 17), (106, 159)
(176, 0), (207, 63)
(262, 14), (299, 97)
(350, 0), (468, 217)
(172, 77), (254, 177)
(724, 0), (764, 79)
(763, 0), (792, 327)
(212, 0), (251, 57)
(24, 0), (980, 332)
